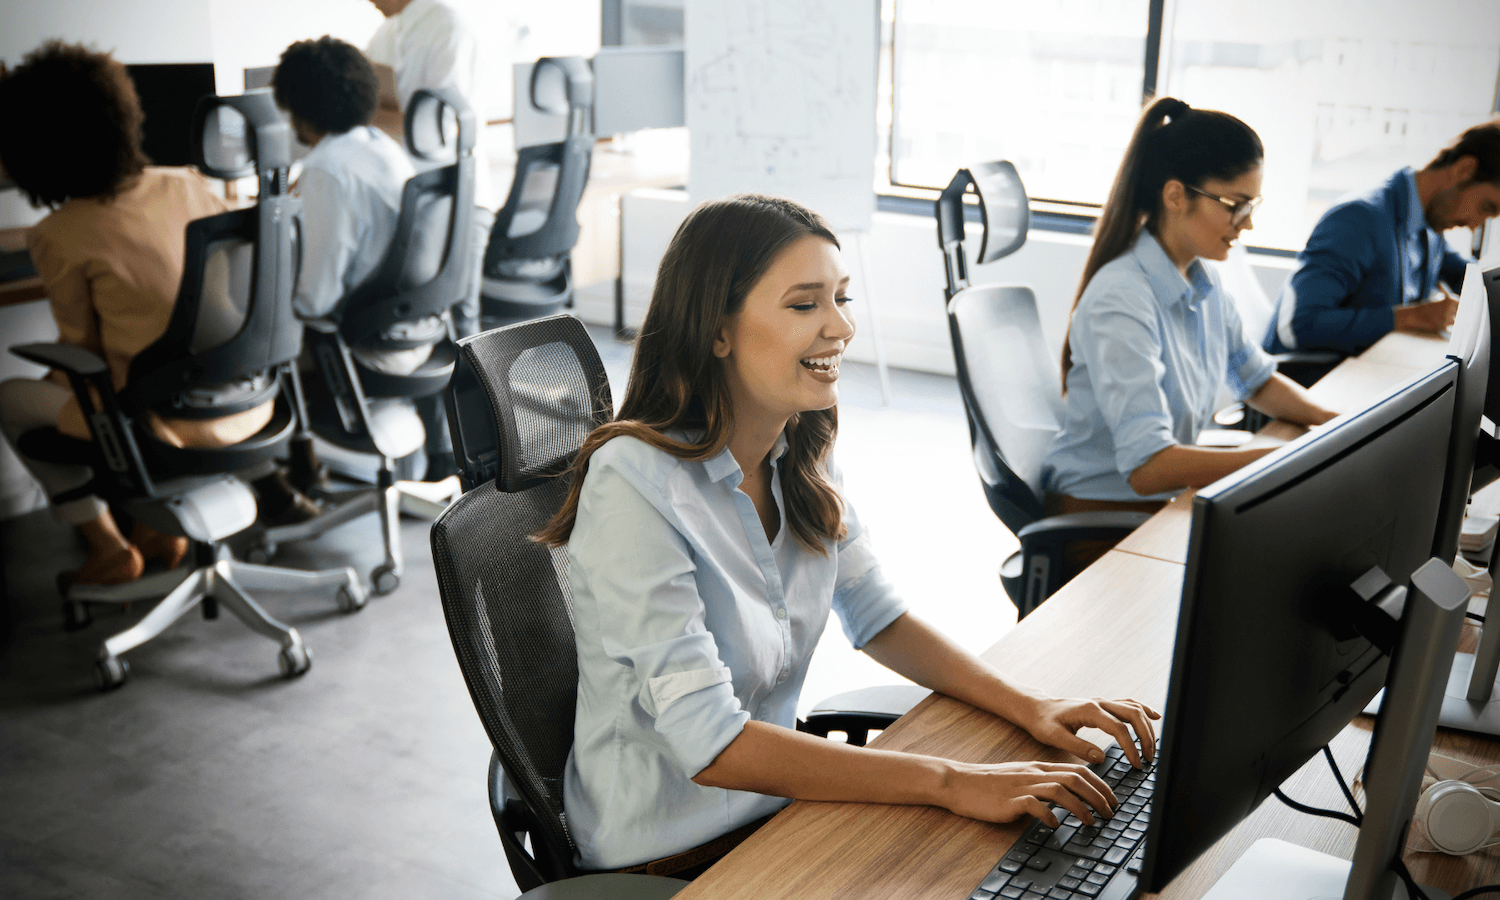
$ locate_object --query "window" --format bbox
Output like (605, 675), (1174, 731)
(891, 0), (1149, 208)
(887, 0), (1500, 250)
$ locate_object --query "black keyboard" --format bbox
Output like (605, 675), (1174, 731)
(965, 743), (1155, 900)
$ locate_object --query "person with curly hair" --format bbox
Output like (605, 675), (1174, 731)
(0, 41), (290, 586)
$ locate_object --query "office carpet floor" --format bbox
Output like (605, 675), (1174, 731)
(0, 325), (1015, 900)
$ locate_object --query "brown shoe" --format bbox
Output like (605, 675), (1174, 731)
(57, 545), (145, 594)
(251, 470), (323, 527)
(131, 521), (189, 569)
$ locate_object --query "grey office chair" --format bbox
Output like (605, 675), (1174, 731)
(260, 88), (478, 594)
(432, 315), (919, 890)
(481, 57), (595, 323)
(11, 91), (364, 690)
(937, 162), (1151, 617)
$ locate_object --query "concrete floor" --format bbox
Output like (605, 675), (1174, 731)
(0, 325), (1016, 900)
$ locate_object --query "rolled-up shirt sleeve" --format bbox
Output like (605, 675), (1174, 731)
(826, 458), (908, 648)
(573, 457), (749, 776)
(1221, 286), (1277, 400)
(1071, 292), (1178, 479)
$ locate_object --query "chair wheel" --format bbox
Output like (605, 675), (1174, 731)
(336, 584), (367, 614)
(62, 600), (92, 632)
(277, 638), (312, 679)
(371, 565), (400, 596)
(94, 655), (128, 692)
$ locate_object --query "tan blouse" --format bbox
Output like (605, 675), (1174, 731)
(26, 167), (274, 448)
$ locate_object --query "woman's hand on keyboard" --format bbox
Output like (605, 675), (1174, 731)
(1022, 696), (1161, 769)
(941, 760), (1116, 827)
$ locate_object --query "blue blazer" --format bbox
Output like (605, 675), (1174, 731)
(1264, 168), (1468, 354)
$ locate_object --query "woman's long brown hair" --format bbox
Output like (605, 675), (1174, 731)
(534, 194), (848, 554)
(1060, 96), (1263, 388)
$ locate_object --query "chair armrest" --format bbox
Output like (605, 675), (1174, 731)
(8, 342), (153, 493)
(1016, 511), (1153, 546)
(1272, 350), (1342, 367)
(10, 342), (108, 376)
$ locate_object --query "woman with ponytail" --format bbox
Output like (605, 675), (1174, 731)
(1042, 97), (1336, 574)
(542, 194), (1158, 874)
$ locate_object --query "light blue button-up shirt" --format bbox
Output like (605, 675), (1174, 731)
(562, 431), (908, 870)
(1042, 231), (1277, 502)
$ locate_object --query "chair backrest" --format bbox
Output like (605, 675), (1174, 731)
(935, 160), (1029, 301)
(337, 88), (477, 348)
(123, 89), (302, 420)
(484, 57), (595, 276)
(948, 285), (1063, 533)
(432, 315), (612, 879)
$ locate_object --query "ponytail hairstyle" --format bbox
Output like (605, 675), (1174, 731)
(535, 193), (849, 555)
(1060, 97), (1263, 384)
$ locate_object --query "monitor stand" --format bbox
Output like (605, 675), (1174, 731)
(1364, 561), (1500, 738)
(1201, 840), (1448, 900)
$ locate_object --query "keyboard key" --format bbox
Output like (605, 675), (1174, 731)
(1065, 865), (1090, 879)
(1024, 857), (1052, 872)
(1000, 887), (1025, 899)
(1096, 863), (1117, 876)
(1059, 877), (1082, 890)
(999, 859), (1023, 874)
(1076, 860), (1096, 870)
(1047, 825), (1079, 850)
(1086, 872), (1109, 886)
(982, 871), (1014, 891)
(1071, 844), (1106, 861)
(1103, 847), (1130, 865)
(1078, 883), (1102, 898)
(1011, 881), (1032, 891)
(1048, 888), (1075, 900)
(1021, 893), (1047, 900)
(970, 891), (996, 900)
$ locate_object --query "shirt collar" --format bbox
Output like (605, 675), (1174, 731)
(1398, 167), (1425, 238)
(1132, 230), (1212, 309)
(703, 430), (790, 485)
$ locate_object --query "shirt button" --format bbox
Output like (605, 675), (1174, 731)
(775, 607), (787, 620)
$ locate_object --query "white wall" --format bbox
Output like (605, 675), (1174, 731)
(600, 189), (1296, 377)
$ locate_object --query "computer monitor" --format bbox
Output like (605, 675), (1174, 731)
(592, 45), (684, 137)
(125, 64), (217, 166)
(1140, 359), (1466, 896)
(1441, 258), (1500, 736)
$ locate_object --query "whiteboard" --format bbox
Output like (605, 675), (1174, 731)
(684, 0), (877, 233)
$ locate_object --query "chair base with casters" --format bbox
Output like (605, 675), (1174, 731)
(53, 473), (365, 691)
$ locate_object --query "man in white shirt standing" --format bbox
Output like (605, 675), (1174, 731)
(365, 0), (495, 341)
(273, 35), (456, 480)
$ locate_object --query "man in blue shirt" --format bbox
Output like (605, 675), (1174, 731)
(1266, 121), (1500, 355)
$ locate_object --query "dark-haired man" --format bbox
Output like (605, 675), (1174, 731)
(1265, 120), (1500, 356)
(273, 36), (455, 479)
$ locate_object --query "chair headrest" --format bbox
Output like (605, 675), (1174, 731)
(935, 160), (1030, 267)
(192, 90), (292, 182)
(405, 86), (477, 161)
(530, 56), (595, 136)
(445, 315), (613, 493)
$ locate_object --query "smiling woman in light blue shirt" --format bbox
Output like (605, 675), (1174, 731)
(1043, 99), (1335, 564)
(536, 195), (1161, 874)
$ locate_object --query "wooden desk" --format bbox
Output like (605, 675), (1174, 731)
(0, 226), (44, 307)
(678, 329), (1495, 899)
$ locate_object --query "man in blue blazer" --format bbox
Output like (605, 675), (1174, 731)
(1266, 121), (1500, 355)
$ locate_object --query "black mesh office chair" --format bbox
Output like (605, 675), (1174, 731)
(432, 316), (918, 890)
(11, 91), (364, 690)
(266, 88), (479, 594)
(937, 162), (1151, 617)
(480, 57), (594, 323)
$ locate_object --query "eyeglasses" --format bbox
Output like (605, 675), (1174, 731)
(1186, 185), (1262, 227)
